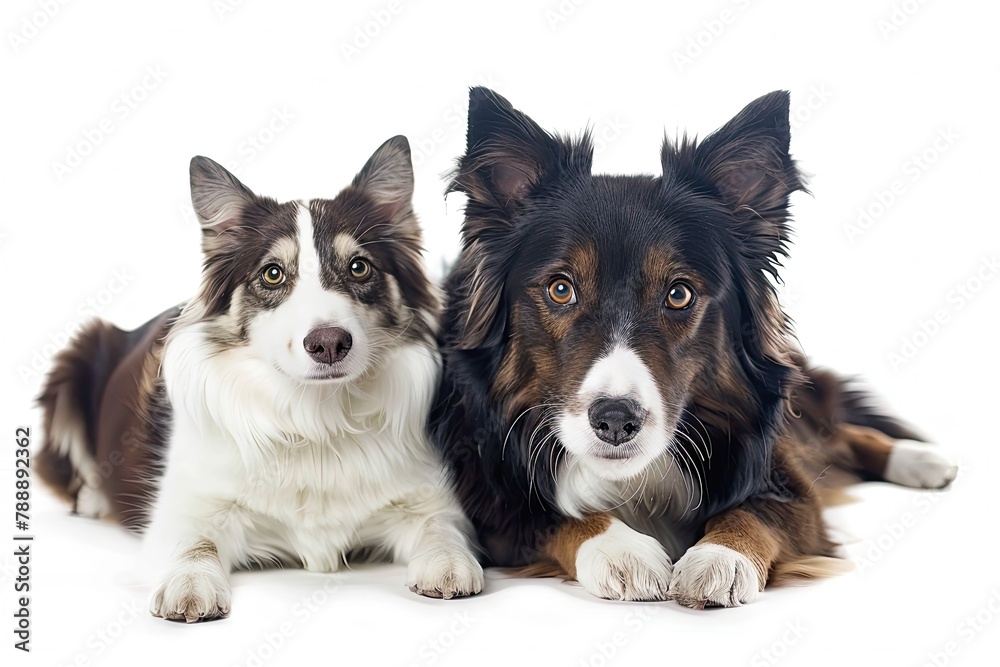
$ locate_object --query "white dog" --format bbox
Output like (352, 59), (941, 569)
(37, 137), (483, 621)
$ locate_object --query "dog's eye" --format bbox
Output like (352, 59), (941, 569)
(665, 283), (695, 310)
(348, 258), (372, 281)
(547, 277), (577, 305)
(261, 264), (285, 287)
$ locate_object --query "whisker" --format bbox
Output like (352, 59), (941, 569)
(502, 403), (559, 461)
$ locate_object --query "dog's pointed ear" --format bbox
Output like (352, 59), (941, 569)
(663, 94), (805, 457)
(448, 89), (592, 349)
(663, 91), (805, 233)
(190, 156), (257, 245)
(451, 87), (592, 217)
(352, 135), (414, 222)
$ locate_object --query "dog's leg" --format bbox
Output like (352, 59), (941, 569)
(669, 491), (846, 609)
(362, 492), (484, 599)
(143, 464), (238, 622)
(148, 535), (232, 623)
(544, 513), (673, 601)
(838, 424), (958, 489)
(404, 514), (484, 599)
(668, 508), (778, 609)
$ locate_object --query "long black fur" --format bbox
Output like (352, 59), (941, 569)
(429, 88), (812, 566)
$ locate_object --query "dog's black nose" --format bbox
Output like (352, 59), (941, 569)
(588, 398), (646, 446)
(303, 327), (353, 364)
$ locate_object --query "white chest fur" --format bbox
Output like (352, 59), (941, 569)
(143, 325), (450, 573)
(555, 454), (698, 559)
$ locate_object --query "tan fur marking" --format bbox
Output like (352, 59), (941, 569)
(566, 243), (598, 292)
(838, 423), (894, 477)
(536, 243), (598, 344)
(333, 232), (360, 259)
(640, 245), (678, 290)
(499, 242), (603, 418)
(270, 236), (299, 268)
(494, 302), (544, 420)
(699, 509), (781, 590)
(185, 539), (221, 563)
(769, 556), (853, 586)
(639, 245), (707, 306)
(543, 514), (613, 579)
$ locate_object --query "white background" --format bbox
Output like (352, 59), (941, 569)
(3, 1), (999, 665)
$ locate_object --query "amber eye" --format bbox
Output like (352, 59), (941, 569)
(665, 282), (695, 310)
(261, 264), (285, 287)
(547, 277), (577, 305)
(349, 258), (372, 281)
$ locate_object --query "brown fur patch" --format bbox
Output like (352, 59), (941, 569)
(639, 245), (709, 337)
(700, 508), (781, 589)
(185, 539), (221, 563)
(506, 560), (570, 580)
(562, 243), (598, 303)
(838, 424), (894, 478)
(35, 310), (176, 526)
(814, 486), (858, 508)
(692, 430), (852, 589)
(35, 319), (129, 501)
(784, 363), (922, 488)
(96, 312), (175, 530)
(769, 556), (853, 586)
(492, 242), (604, 422)
(531, 242), (598, 346)
(542, 513), (612, 579)
(494, 302), (546, 421)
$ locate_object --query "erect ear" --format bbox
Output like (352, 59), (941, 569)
(448, 88), (591, 350)
(190, 156), (257, 248)
(351, 135), (415, 222)
(451, 87), (592, 217)
(663, 94), (805, 451)
(663, 91), (806, 231)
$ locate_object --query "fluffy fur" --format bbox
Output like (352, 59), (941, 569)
(37, 137), (483, 622)
(429, 88), (957, 607)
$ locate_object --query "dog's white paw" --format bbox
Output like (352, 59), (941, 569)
(150, 558), (231, 623)
(575, 519), (673, 601)
(884, 441), (958, 489)
(669, 543), (760, 609)
(407, 546), (484, 599)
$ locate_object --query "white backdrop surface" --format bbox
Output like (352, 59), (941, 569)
(2, 1), (999, 666)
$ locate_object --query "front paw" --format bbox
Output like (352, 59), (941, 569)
(150, 561), (231, 623)
(575, 519), (673, 601)
(669, 543), (760, 609)
(407, 547), (484, 599)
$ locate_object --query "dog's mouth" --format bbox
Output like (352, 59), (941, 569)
(302, 369), (350, 382)
(590, 445), (639, 461)
(273, 362), (355, 384)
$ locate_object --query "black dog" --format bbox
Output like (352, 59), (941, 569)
(429, 88), (956, 607)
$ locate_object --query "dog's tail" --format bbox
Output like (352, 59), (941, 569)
(837, 384), (925, 443)
(36, 319), (131, 514)
(793, 365), (958, 492)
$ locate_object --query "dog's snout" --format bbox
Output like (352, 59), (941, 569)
(588, 397), (646, 446)
(303, 326), (353, 365)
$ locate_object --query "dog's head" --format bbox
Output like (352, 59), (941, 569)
(446, 89), (805, 509)
(189, 136), (436, 384)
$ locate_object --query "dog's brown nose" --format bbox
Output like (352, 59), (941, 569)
(303, 326), (352, 365)
(589, 398), (646, 446)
